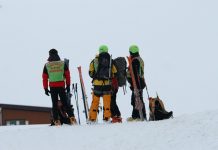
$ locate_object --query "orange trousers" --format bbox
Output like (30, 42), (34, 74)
(89, 94), (111, 121)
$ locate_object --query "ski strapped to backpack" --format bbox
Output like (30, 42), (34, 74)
(127, 56), (145, 121)
(77, 66), (89, 123)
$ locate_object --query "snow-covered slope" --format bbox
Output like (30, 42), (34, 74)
(0, 110), (217, 150)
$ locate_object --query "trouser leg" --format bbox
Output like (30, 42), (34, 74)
(110, 90), (116, 117)
(131, 91), (139, 118)
(111, 90), (121, 117)
(89, 94), (100, 121)
(50, 88), (59, 121)
(103, 94), (111, 120)
(131, 91), (146, 119)
(58, 87), (74, 118)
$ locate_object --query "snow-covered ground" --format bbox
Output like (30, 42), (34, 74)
(0, 110), (218, 150)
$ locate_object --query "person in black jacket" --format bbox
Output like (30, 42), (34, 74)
(42, 49), (76, 126)
(127, 45), (147, 121)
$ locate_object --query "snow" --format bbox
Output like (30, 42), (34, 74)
(1, 110), (218, 150)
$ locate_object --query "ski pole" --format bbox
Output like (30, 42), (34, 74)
(123, 85), (127, 95)
(73, 83), (81, 125)
(75, 83), (81, 124)
(143, 77), (150, 99)
(145, 84), (150, 99)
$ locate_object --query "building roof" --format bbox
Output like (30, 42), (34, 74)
(0, 104), (51, 112)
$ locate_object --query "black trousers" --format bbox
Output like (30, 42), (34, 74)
(50, 87), (74, 120)
(110, 89), (121, 117)
(131, 90), (146, 119)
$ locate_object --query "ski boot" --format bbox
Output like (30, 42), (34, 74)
(69, 117), (77, 125)
(54, 120), (61, 126)
(154, 110), (173, 120)
(164, 111), (173, 119)
(111, 116), (122, 123)
(87, 119), (97, 125)
(127, 117), (141, 122)
(103, 117), (111, 124)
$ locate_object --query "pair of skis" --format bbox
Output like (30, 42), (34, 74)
(72, 67), (90, 125)
(64, 59), (89, 124)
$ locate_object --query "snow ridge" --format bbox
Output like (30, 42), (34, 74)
(0, 110), (218, 150)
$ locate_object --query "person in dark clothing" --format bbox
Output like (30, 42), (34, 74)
(42, 49), (77, 126)
(127, 45), (147, 121)
(110, 77), (122, 123)
(88, 45), (117, 123)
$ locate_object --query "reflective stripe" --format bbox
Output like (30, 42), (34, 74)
(46, 61), (65, 82)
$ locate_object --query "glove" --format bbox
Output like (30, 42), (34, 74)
(44, 88), (50, 96)
(66, 85), (70, 93)
(130, 86), (134, 91)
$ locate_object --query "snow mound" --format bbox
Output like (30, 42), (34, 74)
(0, 110), (218, 150)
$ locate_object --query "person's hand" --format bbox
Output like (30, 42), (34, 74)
(44, 88), (50, 96)
(66, 85), (70, 93)
(130, 86), (134, 91)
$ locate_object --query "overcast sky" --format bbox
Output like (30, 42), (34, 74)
(0, 0), (217, 119)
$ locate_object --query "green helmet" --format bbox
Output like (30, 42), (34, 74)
(99, 45), (108, 53)
(129, 45), (139, 53)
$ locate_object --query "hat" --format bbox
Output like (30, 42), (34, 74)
(99, 45), (108, 53)
(49, 49), (58, 55)
(129, 45), (139, 54)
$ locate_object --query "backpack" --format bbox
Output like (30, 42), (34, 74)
(114, 57), (127, 87)
(149, 97), (173, 121)
(96, 52), (111, 80)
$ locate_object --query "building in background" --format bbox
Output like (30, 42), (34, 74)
(0, 104), (51, 126)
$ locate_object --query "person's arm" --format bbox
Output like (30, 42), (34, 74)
(64, 63), (71, 86)
(42, 65), (49, 89)
(89, 60), (95, 78)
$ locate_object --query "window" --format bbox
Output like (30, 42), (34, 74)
(6, 120), (28, 126)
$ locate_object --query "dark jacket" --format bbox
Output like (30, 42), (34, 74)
(127, 52), (146, 90)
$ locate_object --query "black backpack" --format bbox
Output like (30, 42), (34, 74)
(149, 97), (173, 121)
(96, 52), (111, 80)
(114, 57), (127, 87)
